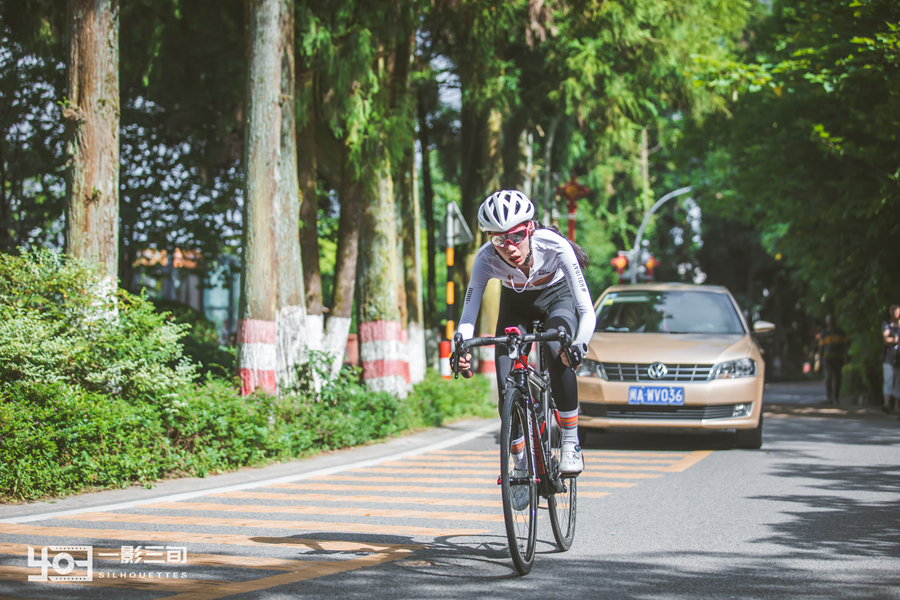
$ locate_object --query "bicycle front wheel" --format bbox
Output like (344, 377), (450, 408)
(548, 405), (577, 551)
(500, 387), (537, 575)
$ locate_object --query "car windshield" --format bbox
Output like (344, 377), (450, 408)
(595, 290), (745, 334)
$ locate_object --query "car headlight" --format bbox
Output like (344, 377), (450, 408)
(710, 358), (756, 380)
(576, 359), (606, 379)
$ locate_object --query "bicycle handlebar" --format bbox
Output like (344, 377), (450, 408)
(451, 328), (574, 379)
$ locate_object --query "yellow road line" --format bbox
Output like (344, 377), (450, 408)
(380, 460), (496, 468)
(0, 543), (323, 571)
(212, 491), (501, 508)
(62, 513), (489, 537)
(658, 450), (713, 472)
(581, 464), (671, 471)
(429, 450), (496, 455)
(582, 451), (689, 458)
(321, 475), (494, 484)
(388, 457), (681, 466)
(268, 482), (500, 495)
(0, 524), (418, 553)
(161, 548), (414, 600)
(145, 501), (504, 523)
(578, 492), (611, 498)
(0, 566), (225, 592)
(581, 472), (660, 479)
(354, 467), (497, 475)
(349, 467), (661, 480)
(577, 481), (635, 488)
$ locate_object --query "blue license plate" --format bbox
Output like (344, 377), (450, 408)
(628, 386), (685, 405)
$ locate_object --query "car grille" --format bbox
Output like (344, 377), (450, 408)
(581, 403), (739, 420)
(601, 362), (714, 383)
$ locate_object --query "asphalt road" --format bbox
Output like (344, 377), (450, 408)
(1, 381), (898, 599)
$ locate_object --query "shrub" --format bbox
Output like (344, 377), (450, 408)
(0, 249), (195, 407)
(0, 381), (179, 501)
(405, 369), (495, 428)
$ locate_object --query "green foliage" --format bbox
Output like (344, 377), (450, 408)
(0, 366), (494, 502)
(0, 249), (196, 406)
(682, 0), (900, 392)
(0, 381), (177, 502)
(405, 369), (495, 428)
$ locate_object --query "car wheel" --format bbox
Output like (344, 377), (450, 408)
(735, 413), (763, 449)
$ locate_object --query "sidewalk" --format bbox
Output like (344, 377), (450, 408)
(0, 417), (498, 522)
(763, 380), (894, 421)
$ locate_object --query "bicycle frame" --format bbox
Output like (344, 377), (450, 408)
(508, 337), (568, 498)
(456, 326), (572, 497)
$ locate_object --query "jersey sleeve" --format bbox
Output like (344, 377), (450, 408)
(457, 244), (494, 340)
(556, 241), (596, 348)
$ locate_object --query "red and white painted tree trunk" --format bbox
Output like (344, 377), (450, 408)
(400, 147), (426, 384)
(64, 0), (119, 279)
(358, 156), (410, 396)
(274, 0), (308, 391)
(237, 0), (281, 396)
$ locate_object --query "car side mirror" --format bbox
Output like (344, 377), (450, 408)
(753, 320), (776, 335)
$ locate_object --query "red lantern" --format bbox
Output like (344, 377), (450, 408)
(644, 254), (659, 280)
(555, 176), (590, 242)
(610, 252), (629, 283)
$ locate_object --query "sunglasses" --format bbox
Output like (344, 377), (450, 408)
(490, 225), (530, 248)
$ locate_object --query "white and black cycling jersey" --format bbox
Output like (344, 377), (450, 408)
(457, 229), (596, 348)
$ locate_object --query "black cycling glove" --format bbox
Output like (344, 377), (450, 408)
(566, 343), (586, 368)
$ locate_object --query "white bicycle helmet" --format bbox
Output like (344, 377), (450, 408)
(477, 190), (535, 232)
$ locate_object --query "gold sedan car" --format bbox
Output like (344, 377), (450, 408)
(576, 283), (773, 449)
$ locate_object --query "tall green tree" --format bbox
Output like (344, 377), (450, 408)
(690, 0), (900, 391)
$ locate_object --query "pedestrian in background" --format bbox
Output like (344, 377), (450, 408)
(881, 304), (900, 415)
(818, 314), (850, 404)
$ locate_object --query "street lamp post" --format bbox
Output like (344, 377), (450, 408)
(630, 186), (693, 284)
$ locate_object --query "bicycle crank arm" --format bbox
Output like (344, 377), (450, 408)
(498, 476), (541, 485)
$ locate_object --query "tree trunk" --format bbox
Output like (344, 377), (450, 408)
(358, 154), (409, 396)
(501, 111), (526, 191)
(64, 0), (119, 279)
(417, 86), (437, 329)
(237, 0), (281, 396)
(298, 69), (323, 353)
(541, 118), (559, 223)
(321, 145), (362, 376)
(400, 144), (426, 384)
(274, 0), (307, 392)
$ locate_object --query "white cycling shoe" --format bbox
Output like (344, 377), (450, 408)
(510, 468), (530, 511)
(559, 443), (584, 474)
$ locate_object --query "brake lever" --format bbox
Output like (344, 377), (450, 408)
(557, 327), (576, 366)
(452, 333), (473, 379)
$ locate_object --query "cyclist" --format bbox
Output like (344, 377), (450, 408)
(455, 190), (595, 474)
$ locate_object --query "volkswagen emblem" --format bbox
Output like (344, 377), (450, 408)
(647, 362), (668, 380)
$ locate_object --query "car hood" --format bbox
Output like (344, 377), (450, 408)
(586, 332), (751, 364)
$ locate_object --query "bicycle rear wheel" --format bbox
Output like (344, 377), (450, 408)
(500, 387), (537, 575)
(548, 404), (577, 551)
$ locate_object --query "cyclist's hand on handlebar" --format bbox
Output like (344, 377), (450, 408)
(456, 352), (473, 373)
(451, 332), (473, 379)
(559, 344), (585, 368)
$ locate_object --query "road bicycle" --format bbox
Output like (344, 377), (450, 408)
(452, 323), (577, 575)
